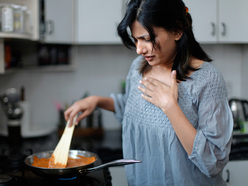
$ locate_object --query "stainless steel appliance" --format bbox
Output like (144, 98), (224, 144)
(229, 98), (248, 161)
(1, 88), (23, 144)
(0, 87), (56, 138)
(229, 98), (248, 130)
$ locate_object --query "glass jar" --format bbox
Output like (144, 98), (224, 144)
(1, 4), (14, 32)
(13, 4), (25, 33)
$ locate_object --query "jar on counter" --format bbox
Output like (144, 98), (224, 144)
(1, 4), (14, 32)
(13, 4), (25, 33)
(24, 8), (32, 34)
(0, 5), (2, 31)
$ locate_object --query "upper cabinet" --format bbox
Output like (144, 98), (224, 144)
(75, 0), (124, 44)
(40, 0), (75, 44)
(218, 0), (248, 43)
(185, 0), (217, 43)
(186, 0), (248, 44)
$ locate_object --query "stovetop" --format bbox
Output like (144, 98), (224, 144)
(0, 148), (112, 186)
(0, 131), (123, 186)
(0, 168), (111, 186)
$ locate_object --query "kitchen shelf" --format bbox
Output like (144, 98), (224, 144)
(0, 32), (33, 40)
(0, 0), (39, 74)
(4, 65), (76, 73)
(0, 41), (76, 74)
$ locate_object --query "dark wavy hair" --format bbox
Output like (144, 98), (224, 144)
(117, 0), (212, 81)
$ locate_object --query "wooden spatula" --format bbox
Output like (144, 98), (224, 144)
(48, 115), (77, 168)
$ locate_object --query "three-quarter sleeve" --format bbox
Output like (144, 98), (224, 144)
(188, 69), (233, 177)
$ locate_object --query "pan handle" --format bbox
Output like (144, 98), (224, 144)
(79, 159), (141, 174)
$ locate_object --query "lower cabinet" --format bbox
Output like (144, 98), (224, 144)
(222, 160), (248, 186)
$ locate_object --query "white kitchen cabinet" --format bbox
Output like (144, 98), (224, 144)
(76, 0), (124, 44)
(218, 0), (248, 43)
(109, 167), (128, 186)
(222, 160), (248, 186)
(41, 0), (75, 44)
(185, 0), (217, 43)
(186, 0), (248, 44)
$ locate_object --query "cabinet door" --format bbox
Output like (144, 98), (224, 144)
(185, 0), (217, 43)
(76, 0), (123, 44)
(222, 161), (248, 186)
(219, 0), (248, 43)
(44, 0), (75, 43)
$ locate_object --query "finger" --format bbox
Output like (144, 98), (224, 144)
(171, 70), (178, 97)
(141, 93), (153, 103)
(139, 79), (156, 91)
(64, 107), (73, 121)
(138, 85), (153, 96)
(68, 110), (80, 126)
(146, 77), (163, 87)
(77, 110), (90, 122)
(171, 70), (177, 87)
(142, 77), (159, 86)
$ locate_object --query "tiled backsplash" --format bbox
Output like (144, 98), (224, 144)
(0, 44), (247, 130)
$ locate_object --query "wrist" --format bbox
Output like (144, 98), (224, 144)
(162, 100), (179, 117)
(89, 95), (101, 107)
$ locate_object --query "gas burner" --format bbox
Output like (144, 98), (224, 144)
(0, 154), (25, 172)
(40, 175), (101, 186)
(0, 148), (33, 176)
(0, 174), (12, 184)
(0, 174), (26, 186)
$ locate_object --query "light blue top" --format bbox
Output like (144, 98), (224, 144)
(111, 56), (233, 186)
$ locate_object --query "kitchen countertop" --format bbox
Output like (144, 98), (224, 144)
(0, 128), (247, 161)
(229, 134), (248, 161)
(0, 129), (123, 163)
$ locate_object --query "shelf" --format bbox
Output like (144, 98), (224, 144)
(0, 40), (76, 74)
(0, 32), (33, 40)
(2, 65), (75, 74)
(0, 0), (39, 41)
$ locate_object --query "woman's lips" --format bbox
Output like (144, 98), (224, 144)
(144, 56), (154, 61)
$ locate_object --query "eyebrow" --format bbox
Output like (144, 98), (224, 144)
(132, 34), (150, 39)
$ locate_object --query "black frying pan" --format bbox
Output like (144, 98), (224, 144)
(25, 150), (141, 178)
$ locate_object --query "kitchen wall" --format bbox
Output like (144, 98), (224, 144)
(0, 44), (247, 130)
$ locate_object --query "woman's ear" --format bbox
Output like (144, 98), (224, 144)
(174, 31), (183, 41)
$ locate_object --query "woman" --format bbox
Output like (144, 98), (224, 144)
(65, 0), (233, 185)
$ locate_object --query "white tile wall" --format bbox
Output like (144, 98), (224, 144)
(0, 44), (247, 130)
(0, 45), (137, 130)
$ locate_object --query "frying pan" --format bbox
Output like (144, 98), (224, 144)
(25, 150), (141, 178)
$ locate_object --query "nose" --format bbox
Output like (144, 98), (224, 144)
(136, 41), (147, 55)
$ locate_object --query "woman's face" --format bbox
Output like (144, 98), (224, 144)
(131, 20), (181, 67)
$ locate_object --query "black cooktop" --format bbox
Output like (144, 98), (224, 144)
(0, 131), (125, 186)
(0, 150), (112, 186)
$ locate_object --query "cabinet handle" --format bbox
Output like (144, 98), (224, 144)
(211, 22), (216, 36)
(221, 22), (227, 36)
(226, 169), (230, 183)
(46, 20), (54, 35)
